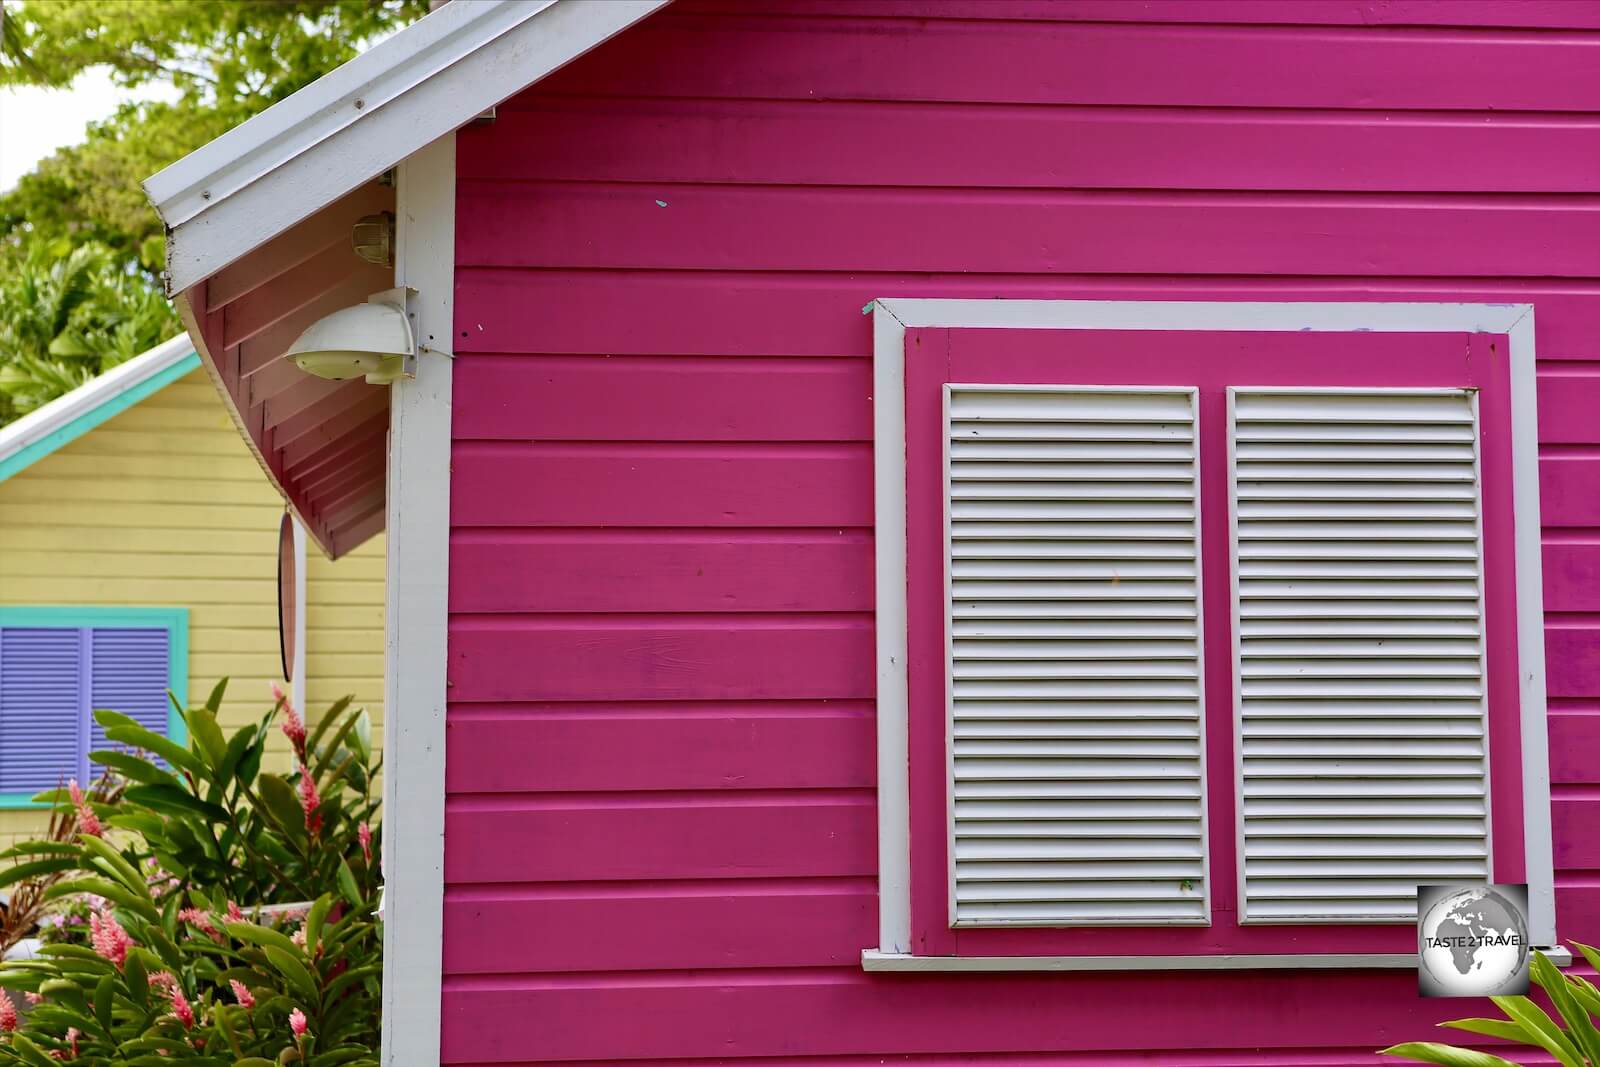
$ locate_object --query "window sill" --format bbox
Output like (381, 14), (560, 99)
(862, 947), (1572, 972)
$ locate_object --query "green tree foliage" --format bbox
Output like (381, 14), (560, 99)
(0, 0), (427, 422)
(0, 240), (179, 423)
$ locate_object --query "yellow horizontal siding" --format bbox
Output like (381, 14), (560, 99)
(0, 368), (385, 835)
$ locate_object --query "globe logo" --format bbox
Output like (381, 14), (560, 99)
(1417, 884), (1530, 997)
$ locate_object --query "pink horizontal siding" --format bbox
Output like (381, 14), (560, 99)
(444, 3), (1600, 1064)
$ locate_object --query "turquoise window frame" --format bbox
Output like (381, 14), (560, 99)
(0, 606), (189, 808)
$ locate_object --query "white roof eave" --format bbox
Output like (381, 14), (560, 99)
(145, 0), (669, 296)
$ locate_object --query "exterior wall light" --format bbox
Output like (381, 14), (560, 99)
(285, 288), (417, 385)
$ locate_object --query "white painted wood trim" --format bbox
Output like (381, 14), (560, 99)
(150, 0), (668, 294)
(872, 301), (912, 955)
(869, 299), (1553, 963)
(380, 133), (454, 1066)
(863, 947), (1572, 972)
(1506, 308), (1558, 948)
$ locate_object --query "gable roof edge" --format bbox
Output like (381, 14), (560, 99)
(0, 335), (199, 484)
(146, 0), (669, 295)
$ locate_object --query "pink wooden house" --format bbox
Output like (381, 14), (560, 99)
(144, 1), (1600, 1062)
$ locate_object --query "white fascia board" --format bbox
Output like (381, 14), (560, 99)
(863, 948), (1574, 971)
(147, 0), (669, 295)
(0, 333), (194, 467)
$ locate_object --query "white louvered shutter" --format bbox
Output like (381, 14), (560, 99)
(945, 386), (1207, 926)
(1230, 389), (1491, 923)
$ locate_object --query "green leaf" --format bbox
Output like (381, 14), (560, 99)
(87, 749), (181, 788)
(1438, 1018), (1531, 1043)
(351, 708), (372, 762)
(264, 944), (320, 1003)
(123, 782), (228, 823)
(94, 972), (114, 1033)
(7, 1033), (60, 1067)
(225, 919), (302, 957)
(77, 832), (151, 898)
(44, 876), (159, 921)
(258, 772), (308, 839)
(337, 858), (360, 907)
(1531, 951), (1600, 1066)
(0, 840), (82, 859)
(104, 722), (205, 778)
(1379, 1042), (1525, 1067)
(305, 893), (333, 957)
(206, 677), (229, 714)
(185, 704), (229, 770)
(235, 1060), (277, 1067)
(123, 948), (148, 1007)
(1573, 941), (1600, 976)
(0, 856), (80, 888)
(1491, 995), (1586, 1067)
(219, 723), (257, 782)
(306, 695), (355, 753)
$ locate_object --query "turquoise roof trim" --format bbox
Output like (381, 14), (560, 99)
(0, 342), (199, 484)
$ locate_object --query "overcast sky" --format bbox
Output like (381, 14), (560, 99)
(0, 71), (178, 192)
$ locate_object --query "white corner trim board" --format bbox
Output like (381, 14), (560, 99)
(146, 0), (669, 295)
(868, 299), (1552, 969)
(380, 133), (454, 1066)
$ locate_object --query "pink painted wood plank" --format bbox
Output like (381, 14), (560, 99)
(448, 533), (873, 613)
(1554, 797), (1600, 867)
(452, 354), (871, 441)
(438, 969), (1502, 1064)
(455, 184), (1600, 279)
(446, 619), (875, 703)
(1549, 714), (1600, 784)
(532, 15), (1600, 112)
(1537, 372), (1600, 443)
(449, 443), (872, 527)
(441, 885), (875, 974)
(670, 0), (1600, 28)
(1543, 545), (1600, 612)
(1541, 459), (1600, 527)
(442, 798), (875, 883)
(453, 271), (1600, 359)
(444, 709), (875, 793)
(1546, 627), (1600, 699)
(463, 102), (1600, 194)
(1558, 886), (1600, 935)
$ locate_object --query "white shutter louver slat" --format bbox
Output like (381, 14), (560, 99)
(1231, 389), (1491, 924)
(946, 386), (1207, 927)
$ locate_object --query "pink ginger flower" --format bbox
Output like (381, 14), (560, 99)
(169, 987), (195, 1030)
(177, 907), (224, 944)
(68, 779), (101, 838)
(297, 764), (322, 836)
(273, 682), (307, 757)
(0, 989), (16, 1032)
(229, 979), (255, 1009)
(289, 1007), (309, 1039)
(89, 908), (131, 968)
(290, 926), (307, 948)
(62, 1027), (79, 1059)
(226, 900), (243, 923)
(148, 971), (178, 993)
(23, 991), (43, 1006)
(358, 821), (372, 865)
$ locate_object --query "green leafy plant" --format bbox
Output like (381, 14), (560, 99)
(0, 680), (382, 1062)
(1383, 945), (1600, 1067)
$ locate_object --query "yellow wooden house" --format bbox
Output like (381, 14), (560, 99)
(0, 335), (384, 841)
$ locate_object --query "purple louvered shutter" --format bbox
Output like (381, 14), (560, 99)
(0, 628), (87, 793)
(89, 628), (171, 760)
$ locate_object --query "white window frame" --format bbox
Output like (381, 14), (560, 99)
(865, 298), (1557, 972)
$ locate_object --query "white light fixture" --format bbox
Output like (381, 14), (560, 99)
(285, 288), (417, 385)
